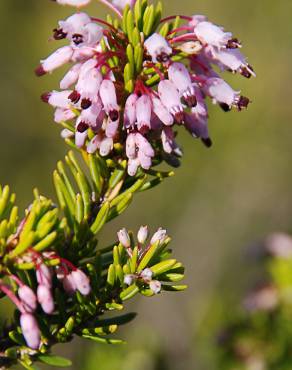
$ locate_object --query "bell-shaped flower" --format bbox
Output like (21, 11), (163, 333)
(20, 313), (41, 350)
(136, 95), (152, 132)
(43, 90), (72, 109)
(158, 80), (184, 123)
(99, 137), (114, 156)
(71, 269), (91, 296)
(144, 33), (172, 63)
(36, 264), (53, 288)
(204, 77), (249, 111)
(63, 273), (77, 294)
(141, 268), (153, 282)
(36, 46), (73, 76)
(100, 80), (120, 121)
(161, 127), (180, 154)
(112, 0), (136, 10)
(60, 63), (82, 89)
(152, 96), (174, 126)
(37, 284), (55, 314)
(168, 62), (197, 107)
(18, 286), (37, 313)
(151, 228), (167, 245)
(194, 21), (233, 49)
(87, 134), (102, 154)
(137, 225), (149, 244)
(118, 228), (131, 248)
(149, 280), (162, 295)
(205, 46), (255, 78)
(55, 0), (91, 6)
(75, 129), (88, 148)
(124, 94), (138, 128)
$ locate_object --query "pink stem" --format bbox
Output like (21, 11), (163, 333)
(168, 26), (194, 36)
(160, 15), (192, 24)
(91, 17), (118, 31)
(9, 275), (24, 287)
(0, 283), (25, 313)
(98, 0), (122, 18)
(169, 33), (197, 44)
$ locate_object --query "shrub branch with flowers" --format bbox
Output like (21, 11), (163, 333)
(0, 0), (254, 368)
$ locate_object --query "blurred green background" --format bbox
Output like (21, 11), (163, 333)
(1, 0), (292, 369)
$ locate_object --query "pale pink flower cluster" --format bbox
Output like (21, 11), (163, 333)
(38, 4), (254, 175)
(118, 226), (168, 294)
(0, 252), (91, 349)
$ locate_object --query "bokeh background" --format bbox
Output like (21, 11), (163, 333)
(0, 0), (292, 369)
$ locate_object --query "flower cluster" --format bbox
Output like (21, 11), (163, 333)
(37, 0), (254, 176)
(0, 249), (91, 350)
(118, 226), (169, 294)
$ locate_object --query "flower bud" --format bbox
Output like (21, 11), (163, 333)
(37, 284), (55, 314)
(149, 280), (162, 295)
(136, 95), (152, 131)
(150, 228), (167, 245)
(141, 268), (153, 282)
(63, 273), (77, 294)
(117, 228), (131, 248)
(20, 313), (41, 350)
(99, 137), (113, 157)
(71, 269), (91, 296)
(18, 286), (37, 313)
(124, 274), (136, 286)
(137, 226), (148, 244)
(36, 264), (53, 288)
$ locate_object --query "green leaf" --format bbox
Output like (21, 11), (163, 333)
(94, 312), (137, 326)
(90, 201), (110, 234)
(126, 10), (135, 42)
(38, 355), (72, 367)
(162, 284), (188, 292)
(33, 231), (57, 252)
(120, 284), (139, 301)
(143, 5), (155, 36)
(137, 240), (160, 272)
(134, 44), (143, 73)
(151, 259), (177, 276)
(82, 335), (124, 344)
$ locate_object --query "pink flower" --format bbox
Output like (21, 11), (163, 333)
(144, 33), (172, 63)
(63, 273), (77, 294)
(118, 228), (131, 248)
(204, 77), (249, 111)
(112, 0), (136, 10)
(54, 108), (76, 123)
(150, 228), (167, 245)
(152, 96), (174, 126)
(36, 46), (73, 76)
(141, 268), (153, 282)
(18, 286), (37, 313)
(194, 21), (233, 49)
(43, 90), (72, 109)
(158, 80), (184, 123)
(71, 269), (91, 296)
(54, 0), (91, 8)
(99, 80), (120, 121)
(161, 127), (180, 154)
(168, 62), (197, 107)
(137, 226), (148, 244)
(149, 280), (162, 294)
(205, 46), (255, 78)
(20, 313), (41, 350)
(136, 95), (152, 132)
(37, 284), (55, 314)
(99, 137), (114, 156)
(36, 264), (53, 288)
(124, 94), (138, 128)
(60, 63), (82, 89)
